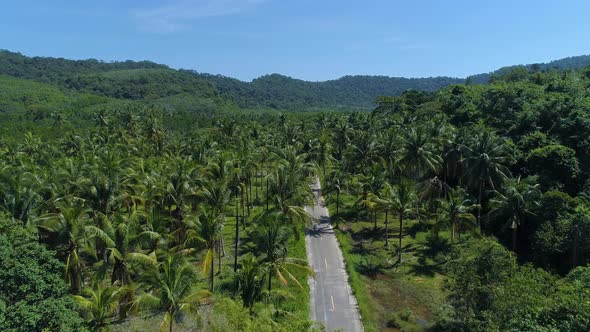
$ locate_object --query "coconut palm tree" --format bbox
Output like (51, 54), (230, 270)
(323, 168), (346, 218)
(0, 166), (43, 225)
(135, 253), (211, 332)
(488, 177), (541, 252)
(235, 254), (267, 314)
(254, 212), (314, 292)
(267, 150), (313, 227)
(307, 129), (331, 177)
(198, 177), (232, 272)
(384, 179), (418, 264)
(462, 129), (513, 230)
(103, 212), (159, 285)
(38, 203), (114, 293)
(436, 188), (478, 243)
(196, 207), (223, 292)
(72, 283), (122, 331)
(398, 126), (442, 181)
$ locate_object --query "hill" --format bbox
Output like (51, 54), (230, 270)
(0, 50), (227, 112)
(0, 50), (464, 111)
(194, 72), (463, 110)
(468, 54), (590, 84)
(2, 49), (590, 111)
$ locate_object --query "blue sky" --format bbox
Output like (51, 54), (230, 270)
(1, 0), (589, 81)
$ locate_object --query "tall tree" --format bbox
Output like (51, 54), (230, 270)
(135, 253), (211, 332)
(489, 177), (541, 252)
(462, 129), (513, 230)
(254, 212), (314, 292)
(383, 179), (417, 264)
(436, 187), (478, 243)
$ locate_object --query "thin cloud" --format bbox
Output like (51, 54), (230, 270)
(133, 0), (269, 33)
(383, 36), (429, 51)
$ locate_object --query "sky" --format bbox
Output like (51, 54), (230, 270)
(0, 0), (589, 81)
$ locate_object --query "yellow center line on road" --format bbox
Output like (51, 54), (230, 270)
(325, 257), (328, 270)
(331, 295), (335, 311)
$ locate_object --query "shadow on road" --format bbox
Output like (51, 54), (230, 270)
(305, 224), (335, 238)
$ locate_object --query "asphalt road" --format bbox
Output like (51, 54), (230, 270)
(305, 179), (363, 332)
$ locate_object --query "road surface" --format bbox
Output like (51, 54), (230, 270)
(305, 179), (363, 332)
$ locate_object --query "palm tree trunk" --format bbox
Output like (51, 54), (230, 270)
(255, 165), (259, 201)
(398, 210), (403, 264)
(247, 176), (251, 216)
(385, 210), (389, 247)
(266, 176), (269, 211)
(268, 269), (272, 292)
(373, 211), (377, 230)
(209, 253), (215, 292)
(234, 194), (239, 272)
(451, 218), (455, 244)
(512, 223), (517, 253)
(477, 181), (483, 232)
(336, 189), (340, 217)
(218, 240), (222, 274)
(241, 188), (246, 230)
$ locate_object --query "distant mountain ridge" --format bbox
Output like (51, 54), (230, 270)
(467, 55), (590, 84)
(193, 71), (462, 110)
(1, 49), (590, 111)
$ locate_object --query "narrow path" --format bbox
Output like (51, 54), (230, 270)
(305, 178), (363, 332)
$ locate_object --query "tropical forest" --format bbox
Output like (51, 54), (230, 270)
(2, 13), (590, 332)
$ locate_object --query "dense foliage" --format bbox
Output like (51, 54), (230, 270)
(1, 50), (590, 331)
(195, 72), (462, 110)
(468, 54), (590, 84)
(0, 218), (85, 331)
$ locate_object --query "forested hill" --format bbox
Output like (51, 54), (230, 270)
(0, 50), (462, 111)
(468, 54), (590, 84)
(2, 49), (590, 111)
(193, 72), (463, 110)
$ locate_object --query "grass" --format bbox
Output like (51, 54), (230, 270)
(327, 192), (450, 332)
(336, 229), (380, 332)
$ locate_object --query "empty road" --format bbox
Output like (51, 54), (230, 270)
(305, 179), (363, 332)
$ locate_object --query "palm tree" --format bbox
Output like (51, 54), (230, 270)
(80, 150), (123, 216)
(436, 188), (478, 243)
(441, 127), (469, 186)
(385, 179), (418, 264)
(346, 132), (379, 177)
(462, 129), (513, 230)
(366, 165), (386, 229)
(160, 157), (199, 223)
(0, 167), (42, 225)
(135, 253), (211, 332)
(104, 213), (159, 285)
(377, 129), (402, 182)
(398, 127), (442, 181)
(419, 176), (451, 228)
(323, 168), (345, 218)
(72, 283), (121, 331)
(489, 177), (541, 252)
(332, 120), (351, 162)
(254, 212), (314, 292)
(199, 179), (231, 272)
(196, 207), (223, 292)
(235, 254), (267, 314)
(307, 129), (331, 177)
(38, 204), (114, 293)
(267, 150), (313, 227)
